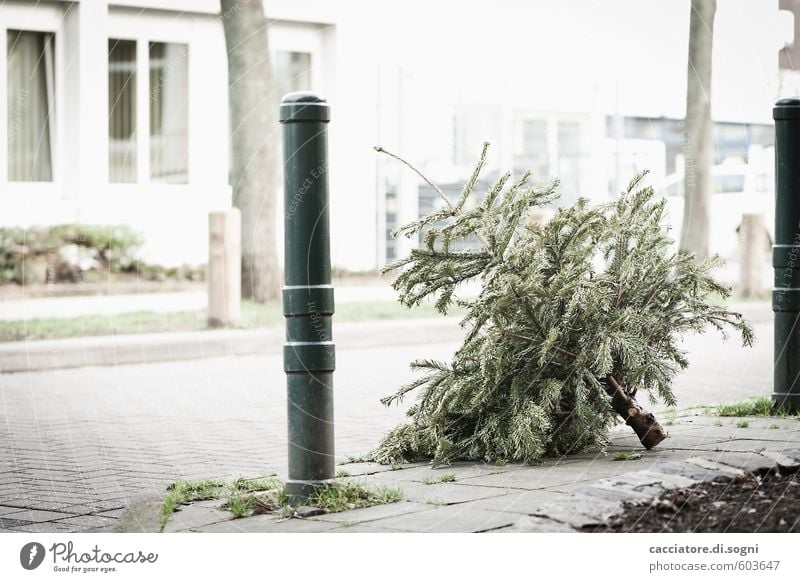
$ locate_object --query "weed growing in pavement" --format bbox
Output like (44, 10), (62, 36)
(423, 473), (457, 484)
(160, 475), (401, 531)
(309, 482), (402, 513)
(716, 397), (796, 417)
(160, 479), (226, 529)
(613, 452), (642, 461)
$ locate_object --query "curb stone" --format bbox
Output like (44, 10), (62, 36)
(685, 457), (746, 477)
(115, 496), (163, 533)
(494, 515), (575, 533)
(758, 450), (800, 470)
(0, 318), (462, 373)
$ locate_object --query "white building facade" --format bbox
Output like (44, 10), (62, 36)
(0, 0), (335, 267)
(0, 0), (790, 271)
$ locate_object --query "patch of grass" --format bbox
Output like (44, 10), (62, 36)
(225, 492), (257, 518)
(160, 479), (226, 529)
(222, 475), (286, 518)
(717, 397), (773, 417)
(376, 487), (403, 504)
(335, 469), (351, 478)
(160, 475), (402, 531)
(230, 475), (282, 493)
(495, 459), (509, 467)
(769, 423), (781, 429)
(713, 419), (723, 427)
(775, 407), (799, 418)
(736, 420), (750, 428)
(423, 473), (457, 485)
(3, 310), (208, 344)
(0, 299), (467, 342)
(308, 482), (402, 513)
(715, 396), (800, 418)
(665, 407), (677, 426)
(613, 452), (642, 461)
(389, 463), (402, 471)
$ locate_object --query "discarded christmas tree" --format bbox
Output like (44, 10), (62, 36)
(371, 143), (753, 466)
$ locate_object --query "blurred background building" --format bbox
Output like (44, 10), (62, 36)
(0, 0), (794, 278)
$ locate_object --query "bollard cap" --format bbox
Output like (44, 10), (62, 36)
(774, 97), (800, 120)
(279, 92), (330, 124)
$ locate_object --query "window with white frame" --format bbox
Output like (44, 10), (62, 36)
(108, 39), (137, 183)
(149, 42), (188, 183)
(7, 29), (55, 182)
(107, 39), (188, 184)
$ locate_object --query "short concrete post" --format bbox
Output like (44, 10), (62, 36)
(739, 213), (768, 298)
(208, 209), (241, 327)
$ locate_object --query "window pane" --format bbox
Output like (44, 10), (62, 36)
(109, 39), (137, 183)
(276, 51), (311, 94)
(521, 119), (549, 178)
(7, 30), (54, 182)
(558, 121), (581, 196)
(714, 174), (745, 194)
(149, 42), (188, 183)
(385, 189), (398, 261)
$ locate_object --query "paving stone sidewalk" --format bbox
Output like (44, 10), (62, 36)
(0, 302), (777, 534)
(0, 340), (457, 534)
(130, 411), (800, 533)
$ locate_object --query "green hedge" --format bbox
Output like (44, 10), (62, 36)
(0, 225), (203, 285)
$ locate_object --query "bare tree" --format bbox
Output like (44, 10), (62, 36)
(221, 0), (281, 302)
(680, 0), (717, 262)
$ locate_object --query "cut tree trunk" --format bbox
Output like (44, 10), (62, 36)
(606, 375), (668, 449)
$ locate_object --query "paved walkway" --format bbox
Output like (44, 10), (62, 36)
(140, 413), (800, 533)
(0, 327), (458, 533)
(0, 304), (778, 533)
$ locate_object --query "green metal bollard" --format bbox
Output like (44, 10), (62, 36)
(279, 92), (335, 502)
(773, 97), (800, 413)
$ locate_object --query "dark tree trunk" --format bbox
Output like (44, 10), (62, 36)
(606, 375), (668, 449)
(679, 0), (717, 263)
(221, 0), (281, 302)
